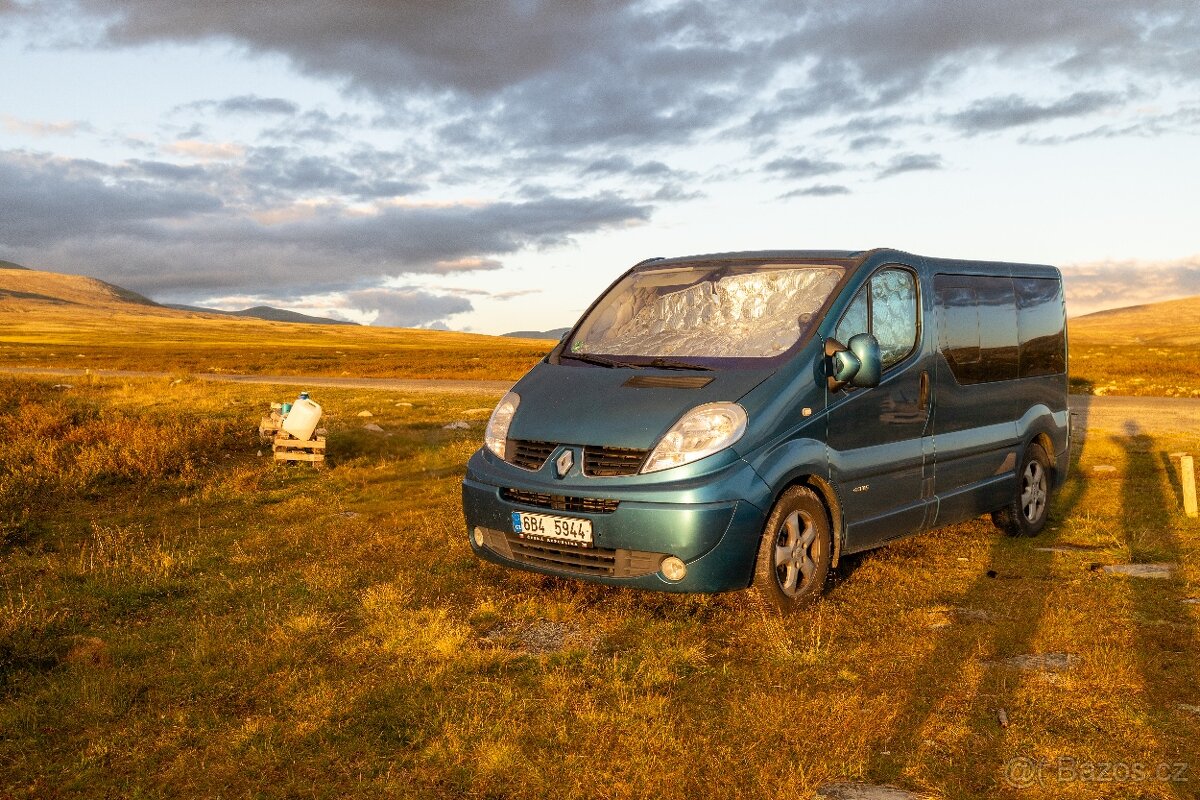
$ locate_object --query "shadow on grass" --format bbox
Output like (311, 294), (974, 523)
(1115, 421), (1199, 775)
(857, 400), (1090, 795)
(1157, 451), (1185, 509)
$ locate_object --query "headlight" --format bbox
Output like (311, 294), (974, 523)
(485, 391), (520, 459)
(641, 402), (747, 474)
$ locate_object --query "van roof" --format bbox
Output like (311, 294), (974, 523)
(636, 248), (1060, 279)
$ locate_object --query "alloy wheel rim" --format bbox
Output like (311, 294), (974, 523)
(1021, 461), (1047, 522)
(774, 510), (818, 597)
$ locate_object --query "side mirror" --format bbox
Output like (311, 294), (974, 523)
(824, 337), (859, 390)
(825, 334), (881, 390)
(847, 333), (881, 388)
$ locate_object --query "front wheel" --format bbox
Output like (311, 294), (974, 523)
(751, 486), (833, 612)
(991, 443), (1051, 537)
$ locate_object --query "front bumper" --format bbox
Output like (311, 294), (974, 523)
(461, 448), (771, 593)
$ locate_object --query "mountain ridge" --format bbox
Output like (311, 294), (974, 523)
(0, 263), (352, 325)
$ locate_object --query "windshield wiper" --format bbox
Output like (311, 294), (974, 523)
(560, 352), (642, 369)
(646, 358), (713, 372)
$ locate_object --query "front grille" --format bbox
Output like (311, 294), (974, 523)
(583, 445), (649, 476)
(500, 488), (619, 514)
(508, 439), (555, 471)
(476, 527), (664, 578)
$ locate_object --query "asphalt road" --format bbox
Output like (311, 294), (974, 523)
(4, 366), (1198, 435)
(1067, 394), (1200, 435)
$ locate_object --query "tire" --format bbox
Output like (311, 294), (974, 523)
(991, 443), (1051, 537)
(751, 486), (833, 612)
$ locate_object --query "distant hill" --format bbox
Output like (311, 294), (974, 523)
(0, 263), (159, 309)
(166, 303), (355, 326)
(1070, 294), (1200, 346)
(502, 327), (570, 340)
(0, 263), (352, 325)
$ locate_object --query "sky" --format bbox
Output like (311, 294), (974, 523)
(0, 0), (1198, 332)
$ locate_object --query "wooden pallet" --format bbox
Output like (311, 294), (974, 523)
(273, 432), (326, 464)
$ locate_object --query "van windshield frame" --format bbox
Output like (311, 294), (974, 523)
(559, 259), (854, 370)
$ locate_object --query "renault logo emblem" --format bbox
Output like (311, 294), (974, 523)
(555, 449), (574, 478)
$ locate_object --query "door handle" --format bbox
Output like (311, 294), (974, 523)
(919, 370), (930, 411)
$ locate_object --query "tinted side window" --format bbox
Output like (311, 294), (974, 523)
(1015, 277), (1066, 377)
(976, 277), (1019, 382)
(935, 274), (1021, 385)
(833, 267), (918, 371)
(937, 284), (982, 384)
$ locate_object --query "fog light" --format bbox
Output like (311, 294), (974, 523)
(473, 527), (486, 548)
(660, 556), (687, 582)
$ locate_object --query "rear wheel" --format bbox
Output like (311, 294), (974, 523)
(751, 486), (832, 612)
(991, 443), (1051, 537)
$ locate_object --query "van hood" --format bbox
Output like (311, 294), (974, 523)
(507, 362), (776, 449)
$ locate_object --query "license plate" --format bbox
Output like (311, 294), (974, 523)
(511, 511), (594, 547)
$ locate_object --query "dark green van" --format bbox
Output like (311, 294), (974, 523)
(462, 249), (1069, 610)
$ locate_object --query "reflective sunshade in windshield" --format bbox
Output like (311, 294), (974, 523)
(568, 264), (843, 360)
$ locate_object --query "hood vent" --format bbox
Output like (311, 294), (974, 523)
(622, 375), (714, 389)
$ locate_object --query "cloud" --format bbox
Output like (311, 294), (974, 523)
(342, 287), (473, 328)
(2, 115), (92, 137)
(581, 156), (674, 178)
(433, 257), (503, 273)
(162, 139), (245, 161)
(0, 149), (650, 297)
(0, 150), (222, 247)
(1062, 256), (1200, 316)
(848, 134), (893, 151)
(877, 153), (943, 179)
(947, 90), (1125, 133)
(4, 0), (1198, 160)
(241, 147), (424, 201)
(1019, 106), (1200, 145)
(763, 156), (846, 180)
(780, 184), (850, 198)
(216, 95), (299, 115)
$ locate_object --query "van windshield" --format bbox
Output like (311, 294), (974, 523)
(565, 263), (844, 362)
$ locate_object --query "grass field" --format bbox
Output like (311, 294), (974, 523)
(6, 263), (1200, 397)
(2, 375), (1198, 799)
(1068, 296), (1200, 398)
(0, 307), (552, 382)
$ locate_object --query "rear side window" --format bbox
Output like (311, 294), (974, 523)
(1015, 277), (1066, 377)
(833, 267), (918, 370)
(935, 273), (1063, 384)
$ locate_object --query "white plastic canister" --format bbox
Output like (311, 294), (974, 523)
(281, 395), (322, 441)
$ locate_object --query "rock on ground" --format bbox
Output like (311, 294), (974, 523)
(1102, 563), (1175, 579)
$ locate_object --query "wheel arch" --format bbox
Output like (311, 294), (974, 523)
(1030, 430), (1056, 484)
(767, 473), (846, 568)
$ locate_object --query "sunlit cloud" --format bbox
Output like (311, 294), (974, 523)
(2, 115), (91, 137)
(162, 139), (245, 161)
(1062, 255), (1200, 316)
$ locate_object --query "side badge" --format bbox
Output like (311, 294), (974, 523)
(555, 449), (574, 478)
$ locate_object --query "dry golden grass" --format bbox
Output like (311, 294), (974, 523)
(1, 375), (1197, 799)
(0, 266), (551, 381)
(1070, 296), (1200, 397)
